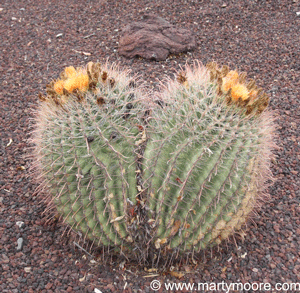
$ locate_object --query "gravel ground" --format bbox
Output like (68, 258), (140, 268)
(1, 0), (300, 292)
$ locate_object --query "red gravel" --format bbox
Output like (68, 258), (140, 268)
(1, 1), (300, 292)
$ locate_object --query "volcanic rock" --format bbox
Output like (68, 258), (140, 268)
(118, 14), (196, 61)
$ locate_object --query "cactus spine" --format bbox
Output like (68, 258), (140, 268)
(32, 61), (274, 265)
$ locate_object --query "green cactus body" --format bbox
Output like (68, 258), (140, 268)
(39, 101), (136, 246)
(33, 63), (147, 249)
(32, 62), (274, 263)
(143, 67), (273, 253)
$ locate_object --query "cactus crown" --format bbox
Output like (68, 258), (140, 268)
(206, 61), (270, 115)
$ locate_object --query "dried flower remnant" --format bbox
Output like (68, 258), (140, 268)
(177, 71), (188, 86)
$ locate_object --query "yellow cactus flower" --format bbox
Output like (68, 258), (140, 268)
(75, 73), (89, 91)
(230, 83), (249, 101)
(222, 70), (239, 92)
(53, 80), (65, 95)
(64, 66), (77, 78)
(63, 77), (77, 92)
(63, 73), (89, 93)
(51, 65), (90, 97)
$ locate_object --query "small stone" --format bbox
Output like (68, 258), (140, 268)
(17, 237), (24, 251)
(105, 284), (115, 291)
(45, 283), (53, 290)
(2, 264), (9, 270)
(1, 253), (10, 264)
(15, 252), (23, 258)
(296, 11), (300, 16)
(240, 252), (247, 259)
(24, 267), (31, 273)
(16, 221), (25, 228)
(252, 268), (259, 273)
(273, 224), (280, 233)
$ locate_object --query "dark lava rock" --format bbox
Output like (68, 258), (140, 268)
(118, 14), (196, 61)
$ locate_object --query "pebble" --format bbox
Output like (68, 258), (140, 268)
(16, 221), (25, 228)
(16, 237), (24, 251)
(1, 253), (10, 264)
(45, 282), (53, 290)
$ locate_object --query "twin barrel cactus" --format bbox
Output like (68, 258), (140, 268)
(32, 61), (274, 265)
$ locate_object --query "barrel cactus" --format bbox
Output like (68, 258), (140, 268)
(31, 61), (275, 265)
(144, 61), (274, 254)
